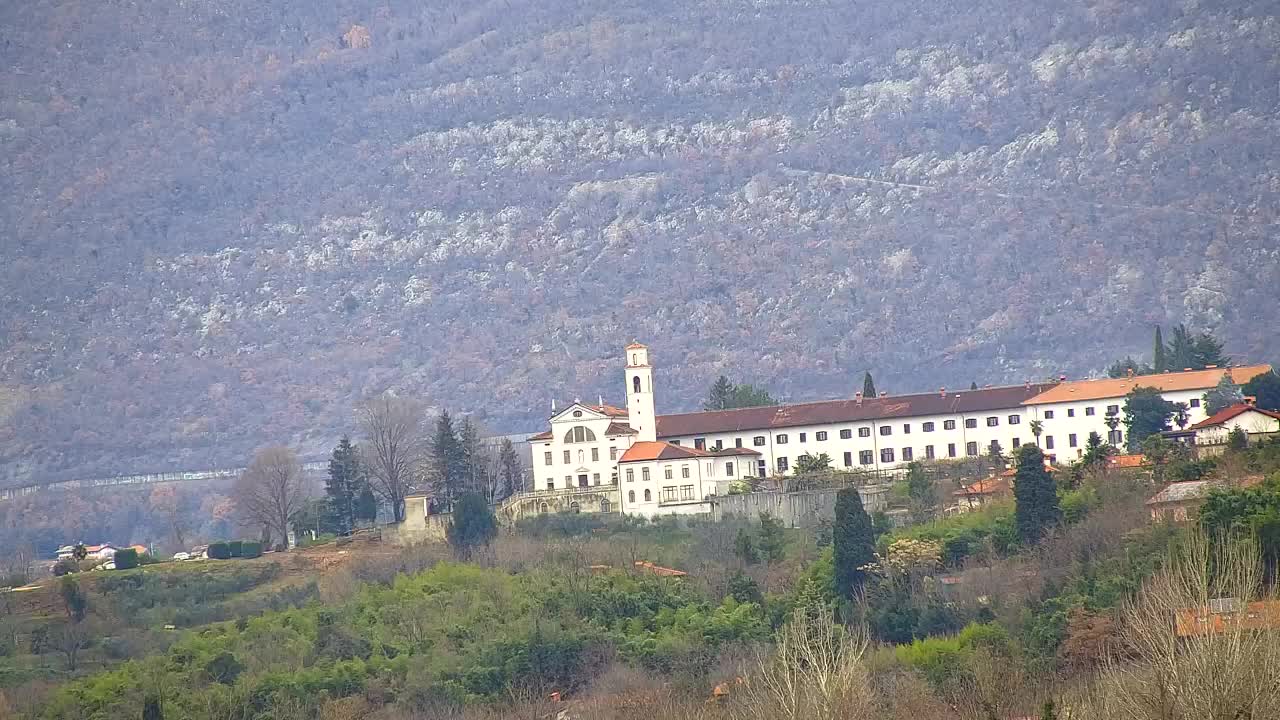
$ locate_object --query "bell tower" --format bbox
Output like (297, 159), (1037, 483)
(625, 342), (656, 442)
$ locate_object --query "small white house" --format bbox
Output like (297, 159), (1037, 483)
(1190, 402), (1280, 451)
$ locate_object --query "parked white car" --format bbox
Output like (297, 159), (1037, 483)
(102, 562), (116, 571)
(172, 552), (190, 561)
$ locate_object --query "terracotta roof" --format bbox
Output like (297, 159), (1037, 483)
(712, 447), (763, 456)
(618, 441), (711, 463)
(589, 404), (630, 418)
(655, 382), (1057, 437)
(955, 478), (1011, 496)
(625, 341), (648, 350)
(1190, 403), (1280, 430)
(634, 560), (687, 577)
(605, 422), (637, 436)
(996, 463), (1055, 477)
(1107, 454), (1147, 469)
(1176, 599), (1280, 637)
(1024, 365), (1272, 405)
(528, 430), (553, 441)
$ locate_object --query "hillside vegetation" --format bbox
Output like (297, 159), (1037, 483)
(3, 0), (1279, 483)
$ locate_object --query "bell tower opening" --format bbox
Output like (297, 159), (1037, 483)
(624, 341), (656, 442)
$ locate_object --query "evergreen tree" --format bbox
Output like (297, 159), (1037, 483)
(1014, 445), (1061, 545)
(1153, 325), (1167, 373)
(970, 381), (979, 391)
(498, 438), (523, 499)
(1080, 431), (1114, 467)
(1243, 371), (1280, 411)
(1166, 323), (1198, 370)
(905, 461), (936, 523)
(325, 435), (362, 535)
(446, 492), (497, 558)
(833, 488), (875, 599)
(1203, 374), (1244, 415)
(354, 486), (378, 526)
(863, 372), (877, 398)
(1193, 332), (1228, 368)
(704, 375), (735, 411)
(1122, 386), (1177, 452)
(457, 416), (483, 495)
(733, 528), (760, 565)
(756, 512), (787, 564)
(1227, 427), (1249, 452)
(431, 410), (466, 510)
(143, 696), (164, 720)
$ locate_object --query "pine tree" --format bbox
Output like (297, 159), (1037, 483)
(734, 528), (760, 565)
(863, 372), (877, 398)
(457, 416), (483, 495)
(833, 488), (876, 599)
(498, 438), (523, 499)
(1166, 323), (1197, 371)
(446, 492), (497, 558)
(325, 435), (361, 535)
(756, 512), (787, 564)
(354, 485), (379, 526)
(705, 375), (735, 411)
(1013, 445), (1061, 545)
(905, 461), (936, 523)
(1203, 374), (1244, 415)
(1153, 325), (1167, 373)
(1243, 371), (1280, 411)
(970, 381), (979, 391)
(432, 410), (466, 510)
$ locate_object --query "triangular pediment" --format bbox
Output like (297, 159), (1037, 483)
(551, 402), (609, 424)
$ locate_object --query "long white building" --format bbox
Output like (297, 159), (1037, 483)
(521, 342), (1270, 518)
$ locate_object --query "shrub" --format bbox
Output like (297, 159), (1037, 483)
(228, 540), (244, 558)
(113, 548), (139, 570)
(208, 543), (231, 560)
(241, 541), (263, 559)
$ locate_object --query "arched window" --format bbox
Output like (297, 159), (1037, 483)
(643, 489), (652, 502)
(601, 499), (611, 513)
(539, 503), (549, 514)
(569, 502), (581, 514)
(577, 449), (584, 463)
(627, 491), (635, 503)
(632, 375), (641, 393)
(563, 426), (597, 443)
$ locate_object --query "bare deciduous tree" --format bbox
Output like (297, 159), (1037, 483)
(233, 447), (306, 549)
(358, 393), (427, 522)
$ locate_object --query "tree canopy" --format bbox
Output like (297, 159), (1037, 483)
(1122, 387), (1177, 452)
(1013, 444), (1061, 545)
(833, 488), (876, 599)
(703, 375), (778, 410)
(1243, 372), (1280, 411)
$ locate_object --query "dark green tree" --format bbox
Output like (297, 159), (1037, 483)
(863, 372), (877, 398)
(733, 528), (760, 565)
(458, 416), (484, 495)
(354, 485), (379, 526)
(432, 410), (466, 510)
(498, 437), (523, 498)
(970, 381), (979, 391)
(1193, 332), (1228, 369)
(1172, 402), (1191, 430)
(1013, 445), (1061, 545)
(704, 375), (735, 411)
(794, 452), (833, 475)
(446, 492), (497, 558)
(1226, 427), (1248, 451)
(832, 488), (875, 600)
(59, 576), (87, 623)
(905, 461), (937, 523)
(1107, 356), (1150, 378)
(325, 435), (362, 535)
(1122, 386), (1177, 452)
(1166, 323), (1198, 371)
(1153, 325), (1167, 373)
(1199, 477), (1280, 584)
(72, 543), (88, 562)
(1080, 431), (1114, 468)
(756, 513), (787, 564)
(729, 383), (777, 408)
(1243, 371), (1280, 411)
(1203, 374), (1244, 415)
(143, 695), (164, 720)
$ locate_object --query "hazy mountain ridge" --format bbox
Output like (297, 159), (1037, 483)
(2, 0), (1278, 485)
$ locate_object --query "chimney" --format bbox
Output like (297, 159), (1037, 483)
(1059, 374), (1067, 382)
(1205, 364), (1218, 369)
(599, 394), (604, 406)
(940, 386), (946, 397)
(1126, 367), (1134, 377)
(879, 391), (888, 398)
(855, 391), (863, 406)
(1025, 380), (1031, 389)
(1244, 395), (1257, 407)
(551, 399), (557, 412)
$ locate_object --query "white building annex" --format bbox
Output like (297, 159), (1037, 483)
(518, 342), (1272, 519)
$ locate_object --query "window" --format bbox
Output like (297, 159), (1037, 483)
(664, 466), (673, 480)
(799, 433), (807, 443)
(965, 418), (977, 429)
(757, 460), (767, 477)
(965, 441), (978, 457)
(989, 440), (1001, 454)
(592, 473), (600, 485)
(777, 457), (789, 472)
(816, 431), (828, 441)
(546, 479), (554, 490)
(923, 422), (935, 432)
(858, 427), (872, 438)
(879, 426), (892, 436)
(1045, 435), (1055, 450)
(591, 447), (599, 462)
(540, 503), (549, 513)
(682, 465), (690, 479)
(1044, 410), (1055, 419)
(601, 499), (611, 513)
(610, 447), (618, 460)
(945, 419), (957, 430)
(671, 440), (681, 446)
(859, 450), (874, 465)
(1067, 408), (1076, 417)
(577, 449), (584, 463)
(641, 467), (650, 482)
(948, 443), (957, 458)
(544, 451), (553, 466)
(643, 489), (651, 502)
(1068, 434), (1078, 448)
(902, 447), (913, 461)
(1008, 415), (1021, 425)
(840, 429), (853, 439)
(1106, 405), (1119, 415)
(662, 487), (677, 503)
(880, 448), (895, 463)
(573, 410), (582, 418)
(1108, 430), (1123, 445)
(694, 438), (706, 450)
(735, 438), (743, 448)
(625, 468), (635, 482)
(564, 426), (597, 443)
(843, 451), (852, 467)
(1085, 407), (1096, 416)
(628, 490), (635, 503)
(633, 376), (641, 393)
(903, 424), (911, 434)
(1190, 398), (1201, 408)
(565, 475), (572, 487)
(776, 434), (789, 444)
(681, 485), (695, 501)
(1012, 438), (1020, 448)
(714, 440), (723, 450)
(563, 450), (571, 464)
(986, 416), (999, 427)
(925, 445), (935, 460)
(753, 435), (766, 446)
(611, 471), (618, 484)
(725, 462), (735, 476)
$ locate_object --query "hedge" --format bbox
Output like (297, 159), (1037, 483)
(208, 542), (231, 560)
(228, 540), (244, 558)
(113, 548), (139, 570)
(241, 541), (263, 559)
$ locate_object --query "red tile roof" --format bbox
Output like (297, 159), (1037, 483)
(1025, 365), (1272, 405)
(618, 441), (711, 463)
(654, 383), (1057, 438)
(590, 404), (630, 418)
(1190, 403), (1280, 430)
(605, 422), (637, 436)
(954, 478), (1011, 496)
(634, 560), (687, 577)
(1107, 454), (1147, 469)
(625, 342), (648, 350)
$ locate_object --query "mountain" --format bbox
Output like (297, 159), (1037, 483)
(2, 0), (1278, 485)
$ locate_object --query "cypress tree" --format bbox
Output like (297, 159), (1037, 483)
(862, 372), (877, 398)
(1153, 326), (1167, 373)
(447, 492), (497, 558)
(1013, 445), (1062, 545)
(432, 410), (466, 510)
(354, 485), (379, 526)
(325, 435), (361, 535)
(705, 375), (735, 411)
(833, 488), (876, 599)
(498, 438), (523, 499)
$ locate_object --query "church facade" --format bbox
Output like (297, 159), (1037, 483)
(521, 342), (1271, 519)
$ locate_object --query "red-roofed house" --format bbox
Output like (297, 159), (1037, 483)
(952, 477), (1012, 511)
(1188, 402), (1280, 454)
(616, 441), (760, 517)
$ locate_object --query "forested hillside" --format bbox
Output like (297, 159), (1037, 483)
(2, 0), (1278, 484)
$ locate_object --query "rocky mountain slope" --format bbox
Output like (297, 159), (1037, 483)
(2, 0), (1278, 485)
